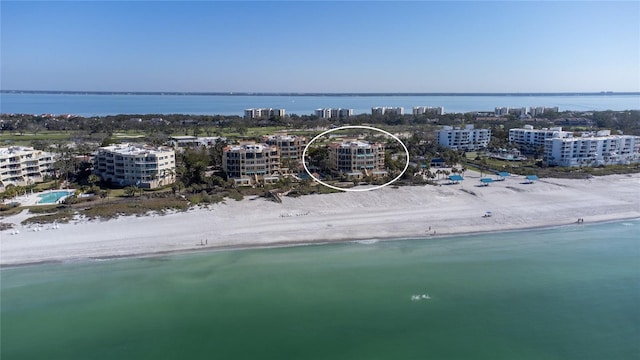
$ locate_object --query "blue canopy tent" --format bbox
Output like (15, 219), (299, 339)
(496, 172), (510, 181)
(480, 178), (494, 186)
(448, 174), (464, 184)
(525, 175), (539, 184)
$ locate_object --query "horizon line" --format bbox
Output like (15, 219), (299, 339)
(2, 90), (640, 96)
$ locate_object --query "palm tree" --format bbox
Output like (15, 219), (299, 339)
(124, 185), (138, 197)
(88, 174), (100, 187)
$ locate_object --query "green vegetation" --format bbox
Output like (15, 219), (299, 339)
(2, 110), (638, 225)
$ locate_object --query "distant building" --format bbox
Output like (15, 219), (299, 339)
(314, 108), (353, 119)
(413, 106), (444, 116)
(495, 107), (510, 116)
(93, 144), (176, 189)
(328, 140), (386, 178)
(437, 125), (491, 151)
(222, 142), (280, 185)
(509, 107), (527, 116)
(544, 130), (640, 167)
(0, 146), (56, 189)
(554, 117), (594, 127)
(244, 108), (286, 119)
(168, 136), (226, 148)
(372, 107), (404, 116)
(528, 106), (559, 117)
(528, 107), (545, 117)
(263, 133), (307, 169)
(509, 125), (571, 152)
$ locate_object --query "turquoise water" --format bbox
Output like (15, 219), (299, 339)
(2, 221), (639, 359)
(37, 190), (74, 204)
(1, 92), (638, 116)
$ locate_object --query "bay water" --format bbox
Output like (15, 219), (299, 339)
(1, 220), (639, 359)
(1, 92), (639, 116)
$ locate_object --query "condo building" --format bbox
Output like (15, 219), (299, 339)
(168, 136), (226, 148)
(413, 106), (444, 116)
(0, 146), (56, 189)
(509, 125), (572, 152)
(544, 131), (640, 167)
(328, 140), (386, 178)
(314, 108), (353, 119)
(244, 108), (286, 119)
(263, 133), (307, 168)
(93, 144), (176, 189)
(222, 142), (280, 185)
(437, 125), (491, 151)
(372, 107), (404, 116)
(496, 106), (559, 117)
(529, 107), (547, 117)
(495, 107), (510, 116)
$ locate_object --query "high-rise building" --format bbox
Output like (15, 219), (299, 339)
(314, 108), (353, 119)
(495, 107), (510, 116)
(437, 125), (491, 151)
(327, 140), (386, 177)
(544, 131), (640, 167)
(222, 142), (280, 185)
(93, 144), (176, 189)
(263, 133), (307, 168)
(509, 125), (571, 152)
(0, 146), (56, 189)
(244, 108), (286, 119)
(413, 106), (444, 116)
(372, 107), (404, 116)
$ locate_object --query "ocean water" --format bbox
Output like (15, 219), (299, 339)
(1, 92), (639, 116)
(1, 220), (639, 359)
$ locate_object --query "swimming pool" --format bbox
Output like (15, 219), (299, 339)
(37, 191), (75, 204)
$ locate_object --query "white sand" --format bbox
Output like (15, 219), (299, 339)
(1, 171), (639, 266)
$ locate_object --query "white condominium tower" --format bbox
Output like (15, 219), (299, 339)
(0, 146), (56, 189)
(93, 143), (176, 189)
(509, 125), (571, 152)
(437, 125), (491, 151)
(244, 108), (286, 119)
(413, 106), (444, 116)
(544, 130), (640, 167)
(314, 108), (353, 119)
(372, 107), (404, 116)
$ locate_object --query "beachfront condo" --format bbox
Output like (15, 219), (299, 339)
(328, 140), (386, 179)
(222, 142), (280, 186)
(509, 125), (572, 153)
(0, 146), (56, 190)
(93, 144), (176, 189)
(437, 124), (491, 151)
(263, 133), (307, 171)
(544, 131), (640, 167)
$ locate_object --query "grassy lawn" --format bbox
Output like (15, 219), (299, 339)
(0, 131), (74, 145)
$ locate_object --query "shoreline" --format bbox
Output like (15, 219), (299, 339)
(2, 217), (639, 269)
(1, 172), (639, 268)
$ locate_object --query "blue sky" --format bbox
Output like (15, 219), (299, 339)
(1, 1), (639, 93)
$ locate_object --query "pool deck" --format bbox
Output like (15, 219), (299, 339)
(4, 189), (76, 206)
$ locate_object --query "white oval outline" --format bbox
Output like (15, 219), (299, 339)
(302, 125), (410, 192)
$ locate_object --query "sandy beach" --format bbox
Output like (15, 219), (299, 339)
(1, 171), (639, 267)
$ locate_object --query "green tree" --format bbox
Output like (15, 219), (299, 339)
(124, 186), (138, 197)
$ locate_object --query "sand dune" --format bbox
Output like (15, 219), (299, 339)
(1, 171), (639, 266)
